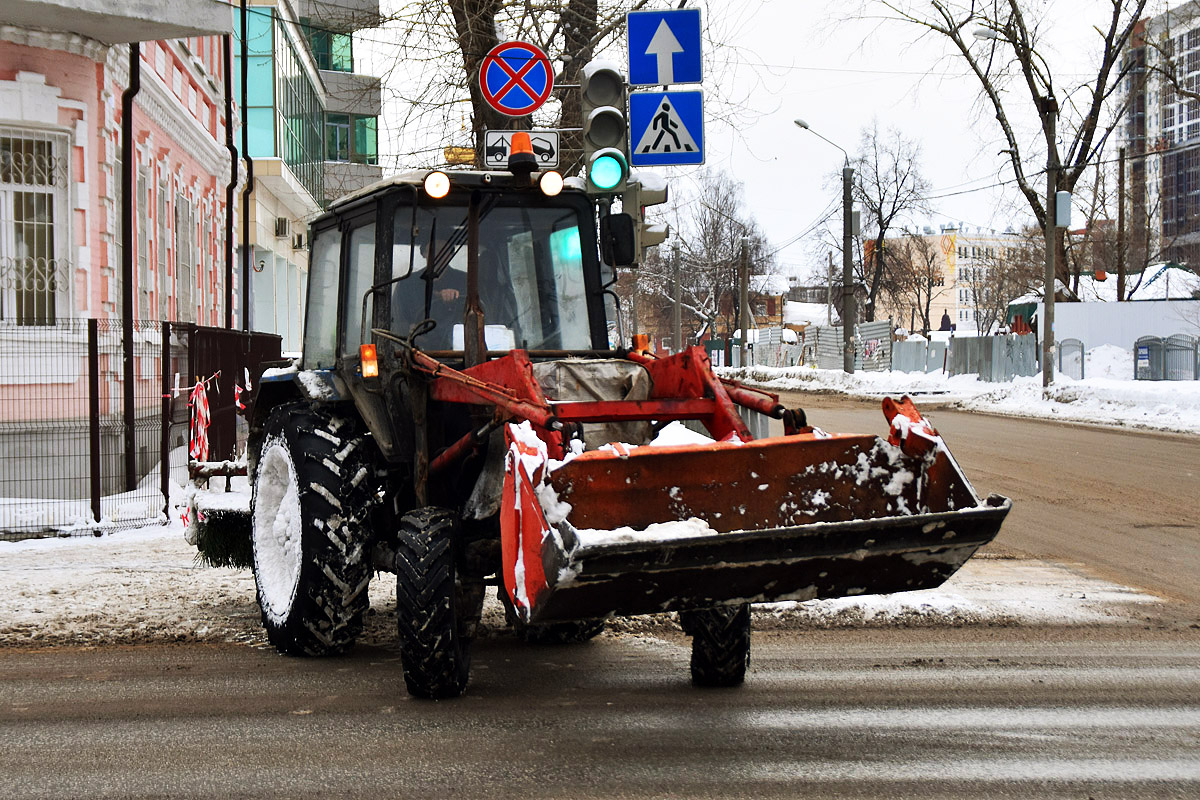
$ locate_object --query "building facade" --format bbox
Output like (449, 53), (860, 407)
(1, 7), (233, 329)
(878, 226), (1021, 335)
(1122, 4), (1200, 268)
(235, 0), (382, 351)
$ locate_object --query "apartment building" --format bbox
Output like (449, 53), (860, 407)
(1122, 3), (1200, 268)
(236, 0), (382, 350)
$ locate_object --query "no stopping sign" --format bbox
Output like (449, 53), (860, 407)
(479, 41), (554, 117)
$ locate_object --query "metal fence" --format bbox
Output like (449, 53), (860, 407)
(1166, 334), (1199, 380)
(891, 334), (1037, 382)
(798, 320), (893, 372)
(1135, 334), (1198, 380)
(892, 339), (949, 374)
(0, 320), (280, 538)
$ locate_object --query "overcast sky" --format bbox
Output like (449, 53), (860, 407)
(369, 1), (1171, 280)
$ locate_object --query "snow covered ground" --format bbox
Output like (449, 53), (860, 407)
(0, 521), (1161, 649)
(722, 344), (1200, 436)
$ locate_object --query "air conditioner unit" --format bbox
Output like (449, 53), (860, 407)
(292, 232), (307, 251)
(274, 217), (290, 238)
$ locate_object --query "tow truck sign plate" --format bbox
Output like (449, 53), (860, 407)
(483, 130), (559, 168)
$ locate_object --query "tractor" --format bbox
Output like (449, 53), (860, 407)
(235, 142), (1010, 699)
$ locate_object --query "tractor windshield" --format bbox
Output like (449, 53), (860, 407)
(391, 200), (593, 351)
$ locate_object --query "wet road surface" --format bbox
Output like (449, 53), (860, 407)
(1, 629), (1197, 798)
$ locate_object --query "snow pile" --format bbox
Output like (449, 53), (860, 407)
(755, 556), (1161, 628)
(722, 345), (1200, 435)
(571, 516), (718, 546)
(725, 363), (991, 401)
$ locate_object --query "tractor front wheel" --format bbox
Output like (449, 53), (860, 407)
(394, 507), (473, 699)
(250, 404), (375, 656)
(679, 604), (751, 688)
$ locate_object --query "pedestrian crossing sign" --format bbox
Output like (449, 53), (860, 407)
(629, 90), (704, 167)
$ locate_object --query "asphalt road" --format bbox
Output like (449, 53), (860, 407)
(0, 629), (1197, 799)
(2, 403), (1198, 797)
(778, 391), (1200, 617)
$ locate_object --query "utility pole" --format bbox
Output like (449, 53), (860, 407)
(1040, 95), (1059, 390)
(671, 243), (682, 353)
(739, 236), (749, 367)
(826, 251), (834, 326)
(1117, 146), (1126, 302)
(842, 165), (856, 374)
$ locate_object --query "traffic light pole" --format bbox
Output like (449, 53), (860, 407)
(672, 243), (682, 354)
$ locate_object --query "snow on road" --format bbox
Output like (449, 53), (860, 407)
(0, 522), (1161, 649)
(721, 345), (1200, 435)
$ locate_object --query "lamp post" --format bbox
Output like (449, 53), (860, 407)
(795, 119), (855, 373)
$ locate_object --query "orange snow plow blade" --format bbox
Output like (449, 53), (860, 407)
(500, 403), (1011, 624)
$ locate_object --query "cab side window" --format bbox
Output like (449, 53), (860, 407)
(340, 222), (376, 355)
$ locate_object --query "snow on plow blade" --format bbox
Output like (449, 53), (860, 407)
(501, 418), (1011, 624)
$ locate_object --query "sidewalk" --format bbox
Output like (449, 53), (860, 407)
(720, 345), (1200, 436)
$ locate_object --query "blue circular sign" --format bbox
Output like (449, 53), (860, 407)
(480, 41), (554, 117)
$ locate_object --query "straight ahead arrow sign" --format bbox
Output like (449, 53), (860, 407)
(627, 9), (702, 87)
(646, 20), (683, 85)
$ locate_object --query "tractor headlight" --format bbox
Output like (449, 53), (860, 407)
(539, 171), (564, 197)
(423, 171), (450, 199)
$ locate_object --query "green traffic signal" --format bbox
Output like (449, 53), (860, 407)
(589, 150), (627, 191)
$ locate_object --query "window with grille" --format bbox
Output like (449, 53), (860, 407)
(176, 193), (194, 322)
(158, 177), (169, 319)
(138, 170), (150, 318)
(0, 128), (70, 325)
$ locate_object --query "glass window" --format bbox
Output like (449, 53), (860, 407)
(341, 223), (375, 355)
(390, 201), (593, 351)
(246, 108), (275, 157)
(303, 227), (342, 368)
(330, 32), (353, 72)
(353, 116), (377, 165)
(326, 114), (350, 161)
(246, 56), (273, 105)
(246, 8), (274, 56)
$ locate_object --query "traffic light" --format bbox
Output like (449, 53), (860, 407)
(625, 170), (670, 258)
(580, 59), (628, 195)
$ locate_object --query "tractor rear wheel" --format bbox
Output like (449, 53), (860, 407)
(394, 507), (473, 699)
(250, 404), (375, 656)
(679, 604), (751, 687)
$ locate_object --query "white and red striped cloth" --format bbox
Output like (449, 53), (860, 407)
(189, 381), (211, 462)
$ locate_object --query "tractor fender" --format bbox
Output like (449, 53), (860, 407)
(246, 367), (302, 480)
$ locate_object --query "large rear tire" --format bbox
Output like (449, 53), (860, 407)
(395, 507), (473, 699)
(679, 604), (751, 688)
(250, 404), (376, 656)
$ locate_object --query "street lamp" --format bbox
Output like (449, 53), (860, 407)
(971, 27), (1059, 389)
(795, 118), (856, 374)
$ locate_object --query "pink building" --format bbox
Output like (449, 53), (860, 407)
(1, 4), (235, 512)
(1, 9), (234, 327)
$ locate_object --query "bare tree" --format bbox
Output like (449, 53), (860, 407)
(872, 0), (1148, 288)
(617, 170), (776, 344)
(820, 122), (930, 322)
(887, 233), (945, 335)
